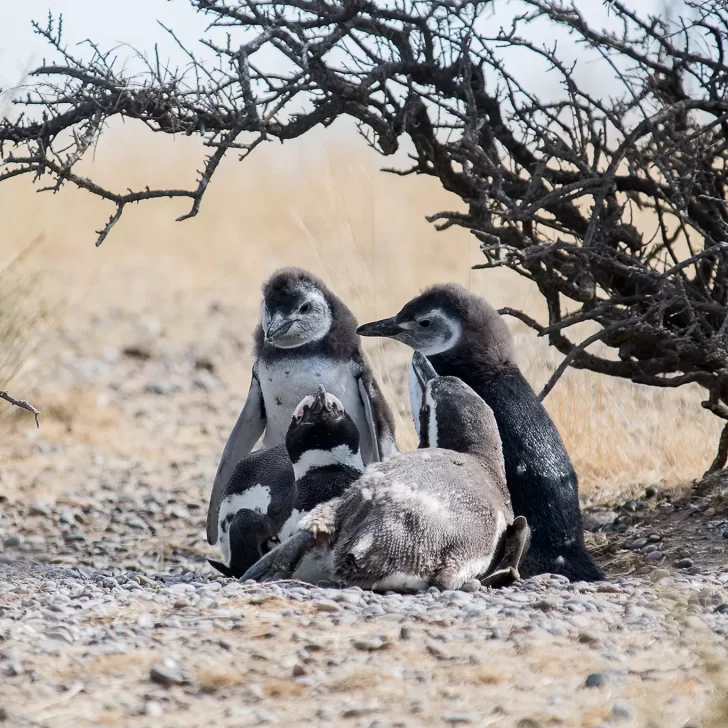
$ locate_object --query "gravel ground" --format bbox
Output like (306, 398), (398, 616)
(1, 560), (727, 728)
(1, 474), (728, 728)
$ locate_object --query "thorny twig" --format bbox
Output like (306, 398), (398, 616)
(1, 1), (728, 469)
(0, 390), (40, 427)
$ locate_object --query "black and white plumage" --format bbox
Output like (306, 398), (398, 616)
(357, 284), (603, 582)
(208, 387), (365, 578)
(242, 352), (531, 591)
(207, 267), (397, 546)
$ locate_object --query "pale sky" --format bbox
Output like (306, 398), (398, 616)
(0, 1), (671, 106)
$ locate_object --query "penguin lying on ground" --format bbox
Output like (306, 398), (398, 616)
(208, 387), (364, 578)
(357, 284), (603, 582)
(207, 267), (397, 550)
(242, 352), (531, 591)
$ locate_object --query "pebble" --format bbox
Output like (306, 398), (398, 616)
(341, 705), (379, 718)
(352, 638), (388, 652)
(442, 715), (478, 724)
(314, 600), (342, 613)
(611, 704), (634, 721)
(645, 551), (664, 561)
(582, 510), (618, 531)
(3, 536), (23, 548)
(626, 538), (648, 549)
(676, 558), (694, 568)
(145, 701), (164, 718)
(585, 672), (608, 688)
(29, 502), (52, 517)
(150, 663), (187, 686)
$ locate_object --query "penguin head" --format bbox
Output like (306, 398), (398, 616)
(260, 268), (335, 348)
(411, 351), (503, 461)
(358, 283), (514, 364)
(285, 386), (362, 478)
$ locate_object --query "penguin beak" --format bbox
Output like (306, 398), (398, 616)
(357, 317), (404, 338)
(265, 313), (293, 342)
(412, 351), (438, 392)
(313, 385), (328, 414)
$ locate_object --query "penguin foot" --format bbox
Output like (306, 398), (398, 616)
(481, 566), (520, 588)
(480, 515), (532, 589)
(208, 559), (237, 578)
(241, 531), (315, 583)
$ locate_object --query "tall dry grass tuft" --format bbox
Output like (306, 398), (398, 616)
(0, 235), (60, 423)
(0, 124), (722, 491)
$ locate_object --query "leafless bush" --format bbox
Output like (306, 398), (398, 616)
(1, 0), (727, 470)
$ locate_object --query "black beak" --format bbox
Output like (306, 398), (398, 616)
(357, 317), (404, 338)
(412, 351), (438, 392)
(265, 317), (293, 342)
(312, 385), (327, 414)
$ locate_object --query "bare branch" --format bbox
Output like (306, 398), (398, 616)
(0, 390), (40, 428)
(2, 0), (728, 470)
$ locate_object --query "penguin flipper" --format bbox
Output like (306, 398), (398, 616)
(353, 355), (398, 461)
(241, 531), (315, 583)
(207, 367), (266, 545)
(480, 515), (531, 588)
(357, 375), (382, 462)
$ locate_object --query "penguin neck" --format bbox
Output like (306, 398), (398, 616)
(427, 344), (520, 392)
(292, 445), (364, 481)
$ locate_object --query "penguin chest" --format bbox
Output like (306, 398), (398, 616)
(257, 358), (372, 457)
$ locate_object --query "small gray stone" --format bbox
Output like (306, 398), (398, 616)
(63, 531), (87, 543)
(352, 638), (388, 652)
(426, 643), (451, 660)
(3, 536), (23, 548)
(582, 510), (618, 531)
(626, 538), (648, 549)
(341, 705), (379, 718)
(585, 672), (608, 688)
(29, 502), (52, 517)
(645, 550), (664, 561)
(676, 558), (694, 569)
(313, 600), (341, 613)
(611, 704), (634, 721)
(400, 626), (413, 640)
(150, 663), (186, 686)
(442, 715), (478, 724)
(145, 701), (164, 718)
(460, 579), (481, 593)
(146, 380), (173, 395)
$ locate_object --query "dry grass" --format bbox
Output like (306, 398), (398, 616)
(0, 123), (722, 492)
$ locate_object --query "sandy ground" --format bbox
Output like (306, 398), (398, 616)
(0, 130), (727, 727)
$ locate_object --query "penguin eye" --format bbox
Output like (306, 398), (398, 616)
(299, 302), (311, 314)
(419, 319), (431, 328)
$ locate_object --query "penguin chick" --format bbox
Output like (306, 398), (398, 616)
(357, 283), (603, 582)
(207, 267), (397, 547)
(208, 386), (364, 578)
(242, 352), (531, 591)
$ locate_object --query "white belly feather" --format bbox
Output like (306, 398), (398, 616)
(258, 357), (375, 462)
(218, 486), (270, 566)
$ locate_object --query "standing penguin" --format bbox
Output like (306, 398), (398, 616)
(356, 284), (603, 582)
(209, 386), (365, 578)
(207, 268), (397, 548)
(243, 352), (531, 591)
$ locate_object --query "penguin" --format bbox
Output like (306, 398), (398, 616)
(208, 386), (365, 578)
(207, 267), (397, 548)
(242, 351), (531, 591)
(356, 284), (603, 582)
